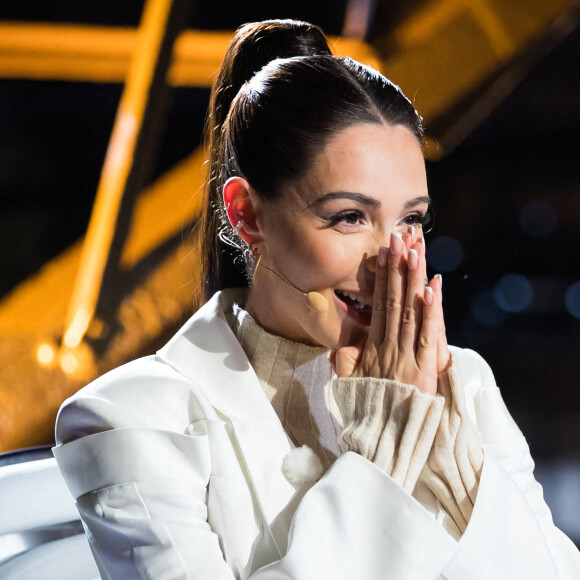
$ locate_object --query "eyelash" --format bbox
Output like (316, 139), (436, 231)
(324, 208), (433, 230)
(325, 210), (365, 227)
(404, 208), (433, 229)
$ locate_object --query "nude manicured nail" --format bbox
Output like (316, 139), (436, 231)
(408, 248), (418, 270)
(378, 246), (387, 267)
(424, 286), (434, 305)
(390, 232), (402, 255)
(434, 273), (442, 287)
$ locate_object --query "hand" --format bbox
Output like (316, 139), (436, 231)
(331, 231), (449, 395)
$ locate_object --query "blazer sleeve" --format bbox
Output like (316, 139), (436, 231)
(54, 357), (239, 580)
(441, 348), (580, 579)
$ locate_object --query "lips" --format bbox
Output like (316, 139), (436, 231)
(334, 290), (373, 326)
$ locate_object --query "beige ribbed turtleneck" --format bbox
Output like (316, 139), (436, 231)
(226, 296), (483, 537)
(227, 301), (342, 471)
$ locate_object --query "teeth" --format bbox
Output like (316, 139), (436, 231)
(359, 296), (373, 307)
(337, 291), (372, 308)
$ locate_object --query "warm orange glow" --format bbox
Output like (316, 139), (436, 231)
(36, 343), (55, 366)
(62, 0), (176, 353)
(63, 307), (91, 348)
(120, 148), (207, 269)
(60, 352), (79, 374)
(0, 23), (379, 86)
(58, 343), (97, 380)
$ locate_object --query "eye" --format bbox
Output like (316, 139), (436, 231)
(402, 207), (434, 231)
(341, 211), (363, 225)
(324, 210), (366, 229)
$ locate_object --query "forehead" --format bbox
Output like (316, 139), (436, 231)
(296, 122), (427, 206)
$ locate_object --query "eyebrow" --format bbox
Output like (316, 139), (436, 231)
(310, 191), (431, 210)
(310, 191), (381, 209)
(403, 195), (431, 210)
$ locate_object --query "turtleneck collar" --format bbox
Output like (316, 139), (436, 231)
(225, 293), (342, 468)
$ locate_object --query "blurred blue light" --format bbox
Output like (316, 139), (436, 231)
(519, 199), (557, 237)
(494, 274), (533, 313)
(426, 236), (463, 272)
(565, 282), (580, 319)
(471, 290), (506, 328)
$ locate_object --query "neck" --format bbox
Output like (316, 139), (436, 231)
(244, 276), (324, 348)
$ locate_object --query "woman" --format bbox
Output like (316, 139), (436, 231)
(54, 20), (580, 579)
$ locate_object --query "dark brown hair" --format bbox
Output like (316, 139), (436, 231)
(197, 19), (423, 305)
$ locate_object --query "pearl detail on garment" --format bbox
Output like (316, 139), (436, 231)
(282, 445), (324, 486)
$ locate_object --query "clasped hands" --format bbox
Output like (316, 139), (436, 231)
(331, 230), (450, 396)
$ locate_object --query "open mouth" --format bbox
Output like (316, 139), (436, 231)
(334, 290), (373, 309)
(334, 291), (374, 327)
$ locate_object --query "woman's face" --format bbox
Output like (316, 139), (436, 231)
(246, 122), (429, 350)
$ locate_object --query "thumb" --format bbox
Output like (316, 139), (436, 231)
(334, 343), (364, 378)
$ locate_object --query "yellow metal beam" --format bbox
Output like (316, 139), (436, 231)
(0, 23), (379, 85)
(380, 0), (579, 123)
(62, 0), (178, 352)
(0, 147), (205, 450)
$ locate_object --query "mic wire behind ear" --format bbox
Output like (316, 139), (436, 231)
(257, 262), (329, 313)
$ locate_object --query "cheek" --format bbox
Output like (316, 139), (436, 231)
(285, 233), (362, 285)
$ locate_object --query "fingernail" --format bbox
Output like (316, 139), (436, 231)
(408, 248), (418, 270)
(424, 285), (434, 305)
(434, 273), (442, 287)
(408, 225), (415, 236)
(378, 246), (387, 267)
(389, 232), (402, 255)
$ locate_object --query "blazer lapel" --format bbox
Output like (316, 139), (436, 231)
(157, 290), (298, 555)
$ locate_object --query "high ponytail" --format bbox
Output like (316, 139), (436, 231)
(196, 20), (422, 307)
(197, 20), (332, 306)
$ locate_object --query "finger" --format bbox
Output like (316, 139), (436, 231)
(402, 228), (414, 252)
(415, 280), (440, 384)
(335, 344), (364, 378)
(368, 245), (389, 344)
(384, 232), (406, 349)
(433, 274), (451, 374)
(400, 241), (426, 354)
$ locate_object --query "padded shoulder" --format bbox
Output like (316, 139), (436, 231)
(55, 355), (217, 445)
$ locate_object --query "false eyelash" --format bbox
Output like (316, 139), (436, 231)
(421, 206), (435, 233)
(322, 209), (366, 228)
(404, 210), (431, 226)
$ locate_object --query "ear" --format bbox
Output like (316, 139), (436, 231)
(222, 176), (263, 246)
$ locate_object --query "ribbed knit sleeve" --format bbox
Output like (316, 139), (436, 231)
(418, 361), (484, 533)
(332, 377), (445, 493)
(332, 359), (485, 535)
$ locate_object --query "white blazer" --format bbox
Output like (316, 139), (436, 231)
(54, 290), (580, 579)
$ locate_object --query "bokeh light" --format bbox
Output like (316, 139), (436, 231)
(519, 199), (557, 237)
(565, 282), (580, 319)
(60, 352), (79, 374)
(426, 236), (463, 272)
(36, 343), (55, 366)
(471, 290), (507, 328)
(494, 274), (534, 313)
